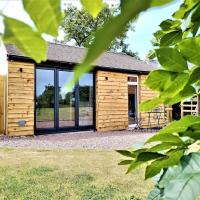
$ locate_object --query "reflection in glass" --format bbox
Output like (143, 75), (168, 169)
(79, 74), (93, 126)
(59, 71), (75, 127)
(36, 69), (55, 129)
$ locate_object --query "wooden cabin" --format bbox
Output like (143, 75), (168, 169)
(0, 43), (162, 136)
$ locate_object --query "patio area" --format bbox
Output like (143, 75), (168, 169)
(0, 130), (155, 150)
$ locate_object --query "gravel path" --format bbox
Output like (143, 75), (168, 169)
(0, 130), (155, 150)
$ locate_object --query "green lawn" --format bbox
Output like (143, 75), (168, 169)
(0, 148), (153, 200)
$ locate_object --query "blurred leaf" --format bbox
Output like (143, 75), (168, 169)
(178, 37), (200, 66)
(137, 152), (166, 162)
(148, 50), (156, 59)
(80, 0), (105, 18)
(145, 149), (184, 179)
(156, 48), (188, 72)
(158, 165), (182, 188)
(145, 70), (177, 92)
(139, 97), (162, 112)
(23, 0), (62, 36)
(3, 17), (47, 63)
(173, 4), (187, 19)
(126, 160), (143, 174)
(160, 19), (181, 31)
(149, 143), (180, 152)
(163, 85), (196, 105)
(159, 115), (200, 135)
(146, 133), (184, 144)
(151, 0), (175, 6)
(191, 3), (200, 22)
(160, 30), (182, 46)
(147, 187), (163, 200)
(163, 153), (200, 200)
(161, 73), (189, 98)
(118, 160), (133, 165)
(188, 66), (200, 84)
(116, 150), (135, 158)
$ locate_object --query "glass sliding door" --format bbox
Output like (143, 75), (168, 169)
(36, 69), (55, 129)
(35, 67), (94, 133)
(79, 74), (93, 126)
(58, 70), (75, 128)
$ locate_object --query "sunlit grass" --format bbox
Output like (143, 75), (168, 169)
(0, 148), (153, 200)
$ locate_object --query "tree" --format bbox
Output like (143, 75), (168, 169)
(59, 6), (138, 57)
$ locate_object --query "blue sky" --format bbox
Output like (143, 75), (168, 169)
(127, 0), (181, 59)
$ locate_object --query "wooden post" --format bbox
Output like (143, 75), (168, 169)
(165, 106), (173, 122)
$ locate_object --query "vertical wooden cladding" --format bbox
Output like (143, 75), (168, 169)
(0, 75), (5, 134)
(7, 61), (34, 136)
(139, 75), (165, 127)
(96, 71), (128, 131)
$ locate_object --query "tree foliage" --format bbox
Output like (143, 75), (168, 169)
(60, 5), (138, 57)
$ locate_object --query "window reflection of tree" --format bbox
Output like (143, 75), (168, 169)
(37, 84), (54, 108)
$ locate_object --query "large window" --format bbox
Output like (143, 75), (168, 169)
(59, 70), (75, 128)
(36, 69), (55, 129)
(79, 74), (93, 126)
(35, 67), (94, 133)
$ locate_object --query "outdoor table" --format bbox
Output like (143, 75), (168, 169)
(147, 111), (165, 130)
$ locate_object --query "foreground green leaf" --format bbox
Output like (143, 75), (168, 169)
(188, 66), (200, 84)
(145, 70), (176, 92)
(23, 0), (62, 36)
(139, 97), (162, 112)
(158, 115), (200, 135)
(149, 143), (179, 152)
(146, 133), (184, 145)
(160, 30), (182, 46)
(116, 150), (135, 158)
(3, 17), (47, 63)
(145, 149), (184, 179)
(178, 37), (200, 66)
(163, 153), (200, 200)
(80, 0), (105, 18)
(147, 187), (163, 200)
(163, 85), (196, 105)
(150, 0), (175, 6)
(161, 73), (189, 98)
(156, 48), (188, 72)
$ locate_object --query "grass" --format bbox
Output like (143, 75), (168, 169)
(0, 148), (153, 200)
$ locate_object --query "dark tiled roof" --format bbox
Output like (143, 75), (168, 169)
(6, 43), (156, 73)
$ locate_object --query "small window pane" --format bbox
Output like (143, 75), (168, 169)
(128, 77), (137, 82)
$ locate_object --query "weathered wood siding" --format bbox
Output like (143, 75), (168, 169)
(7, 61), (34, 136)
(96, 71), (128, 131)
(0, 75), (5, 134)
(139, 75), (165, 127)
